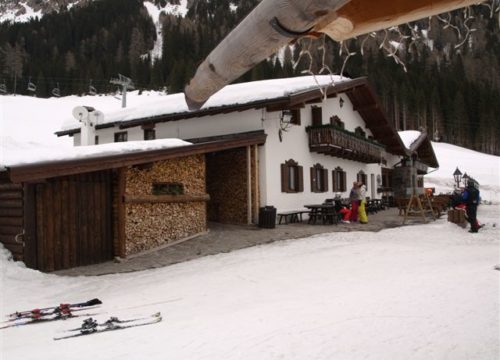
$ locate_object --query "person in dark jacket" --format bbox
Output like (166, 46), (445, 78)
(462, 180), (480, 233)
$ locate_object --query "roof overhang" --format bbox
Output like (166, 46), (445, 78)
(408, 131), (439, 168)
(8, 131), (266, 183)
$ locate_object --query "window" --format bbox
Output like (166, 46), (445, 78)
(311, 106), (322, 126)
(95, 136), (99, 145)
(152, 182), (184, 195)
(357, 170), (367, 186)
(283, 109), (301, 125)
(381, 168), (393, 188)
(114, 131), (128, 142)
(290, 109), (301, 125)
(330, 115), (344, 128)
(281, 159), (304, 193)
(144, 129), (156, 140)
(332, 167), (347, 192)
(310, 163), (328, 193)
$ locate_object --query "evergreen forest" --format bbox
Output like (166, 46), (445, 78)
(0, 0), (499, 154)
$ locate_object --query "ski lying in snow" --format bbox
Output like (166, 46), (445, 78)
(0, 312), (99, 330)
(54, 314), (162, 340)
(2, 306), (101, 325)
(62, 312), (161, 332)
(7, 298), (102, 320)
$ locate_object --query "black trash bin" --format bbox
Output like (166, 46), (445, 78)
(258, 206), (276, 229)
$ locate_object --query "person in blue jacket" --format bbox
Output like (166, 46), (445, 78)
(462, 179), (481, 233)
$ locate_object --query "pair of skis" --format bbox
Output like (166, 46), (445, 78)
(53, 312), (162, 340)
(1, 298), (103, 330)
(2, 298), (161, 339)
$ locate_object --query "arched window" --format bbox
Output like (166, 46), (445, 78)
(280, 159), (304, 193)
(357, 170), (367, 186)
(332, 167), (347, 192)
(310, 163), (328, 193)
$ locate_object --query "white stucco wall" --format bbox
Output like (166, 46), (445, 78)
(259, 96), (385, 212)
(73, 110), (264, 146)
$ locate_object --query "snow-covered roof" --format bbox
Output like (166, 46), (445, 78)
(2, 137), (191, 168)
(398, 130), (439, 168)
(398, 130), (422, 150)
(60, 75), (347, 132)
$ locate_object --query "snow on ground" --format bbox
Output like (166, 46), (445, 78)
(0, 205), (499, 359)
(425, 142), (500, 204)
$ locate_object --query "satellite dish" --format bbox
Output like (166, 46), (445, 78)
(72, 106), (95, 122)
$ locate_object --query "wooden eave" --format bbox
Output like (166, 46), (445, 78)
(409, 132), (439, 168)
(8, 131), (267, 183)
(344, 82), (408, 156)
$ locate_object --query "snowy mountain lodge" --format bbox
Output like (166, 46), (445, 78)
(0, 76), (438, 271)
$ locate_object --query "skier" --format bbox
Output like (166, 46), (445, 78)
(348, 182), (359, 222)
(462, 179), (480, 233)
(357, 182), (368, 224)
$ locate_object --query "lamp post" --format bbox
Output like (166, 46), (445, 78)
(462, 172), (469, 186)
(453, 167), (462, 188)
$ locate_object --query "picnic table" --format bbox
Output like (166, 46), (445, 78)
(304, 204), (338, 225)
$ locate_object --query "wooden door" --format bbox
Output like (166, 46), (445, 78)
(34, 171), (114, 271)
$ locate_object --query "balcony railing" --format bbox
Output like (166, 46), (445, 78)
(306, 126), (384, 163)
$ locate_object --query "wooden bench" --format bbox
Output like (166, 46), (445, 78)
(277, 210), (310, 224)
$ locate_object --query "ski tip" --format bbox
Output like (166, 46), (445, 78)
(86, 299), (102, 306)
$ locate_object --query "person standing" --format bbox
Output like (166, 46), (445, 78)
(462, 179), (480, 233)
(358, 182), (368, 224)
(349, 182), (359, 222)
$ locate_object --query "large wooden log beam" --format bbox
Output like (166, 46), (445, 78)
(184, 0), (350, 110)
(184, 0), (481, 110)
(319, 0), (481, 41)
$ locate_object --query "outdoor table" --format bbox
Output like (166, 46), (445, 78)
(304, 204), (338, 225)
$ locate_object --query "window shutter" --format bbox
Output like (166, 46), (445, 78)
(298, 166), (304, 192)
(310, 167), (316, 192)
(332, 170), (337, 191)
(342, 171), (347, 192)
(323, 169), (328, 192)
(281, 163), (288, 193)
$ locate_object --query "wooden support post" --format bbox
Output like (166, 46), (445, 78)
(247, 146), (252, 225)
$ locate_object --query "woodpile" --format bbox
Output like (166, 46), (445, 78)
(124, 155), (208, 256)
(206, 148), (248, 224)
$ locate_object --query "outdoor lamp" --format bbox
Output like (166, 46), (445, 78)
(453, 167), (462, 188)
(339, 97), (344, 108)
(462, 172), (469, 185)
(281, 109), (293, 124)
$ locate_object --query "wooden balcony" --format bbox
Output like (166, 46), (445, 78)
(306, 126), (384, 163)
